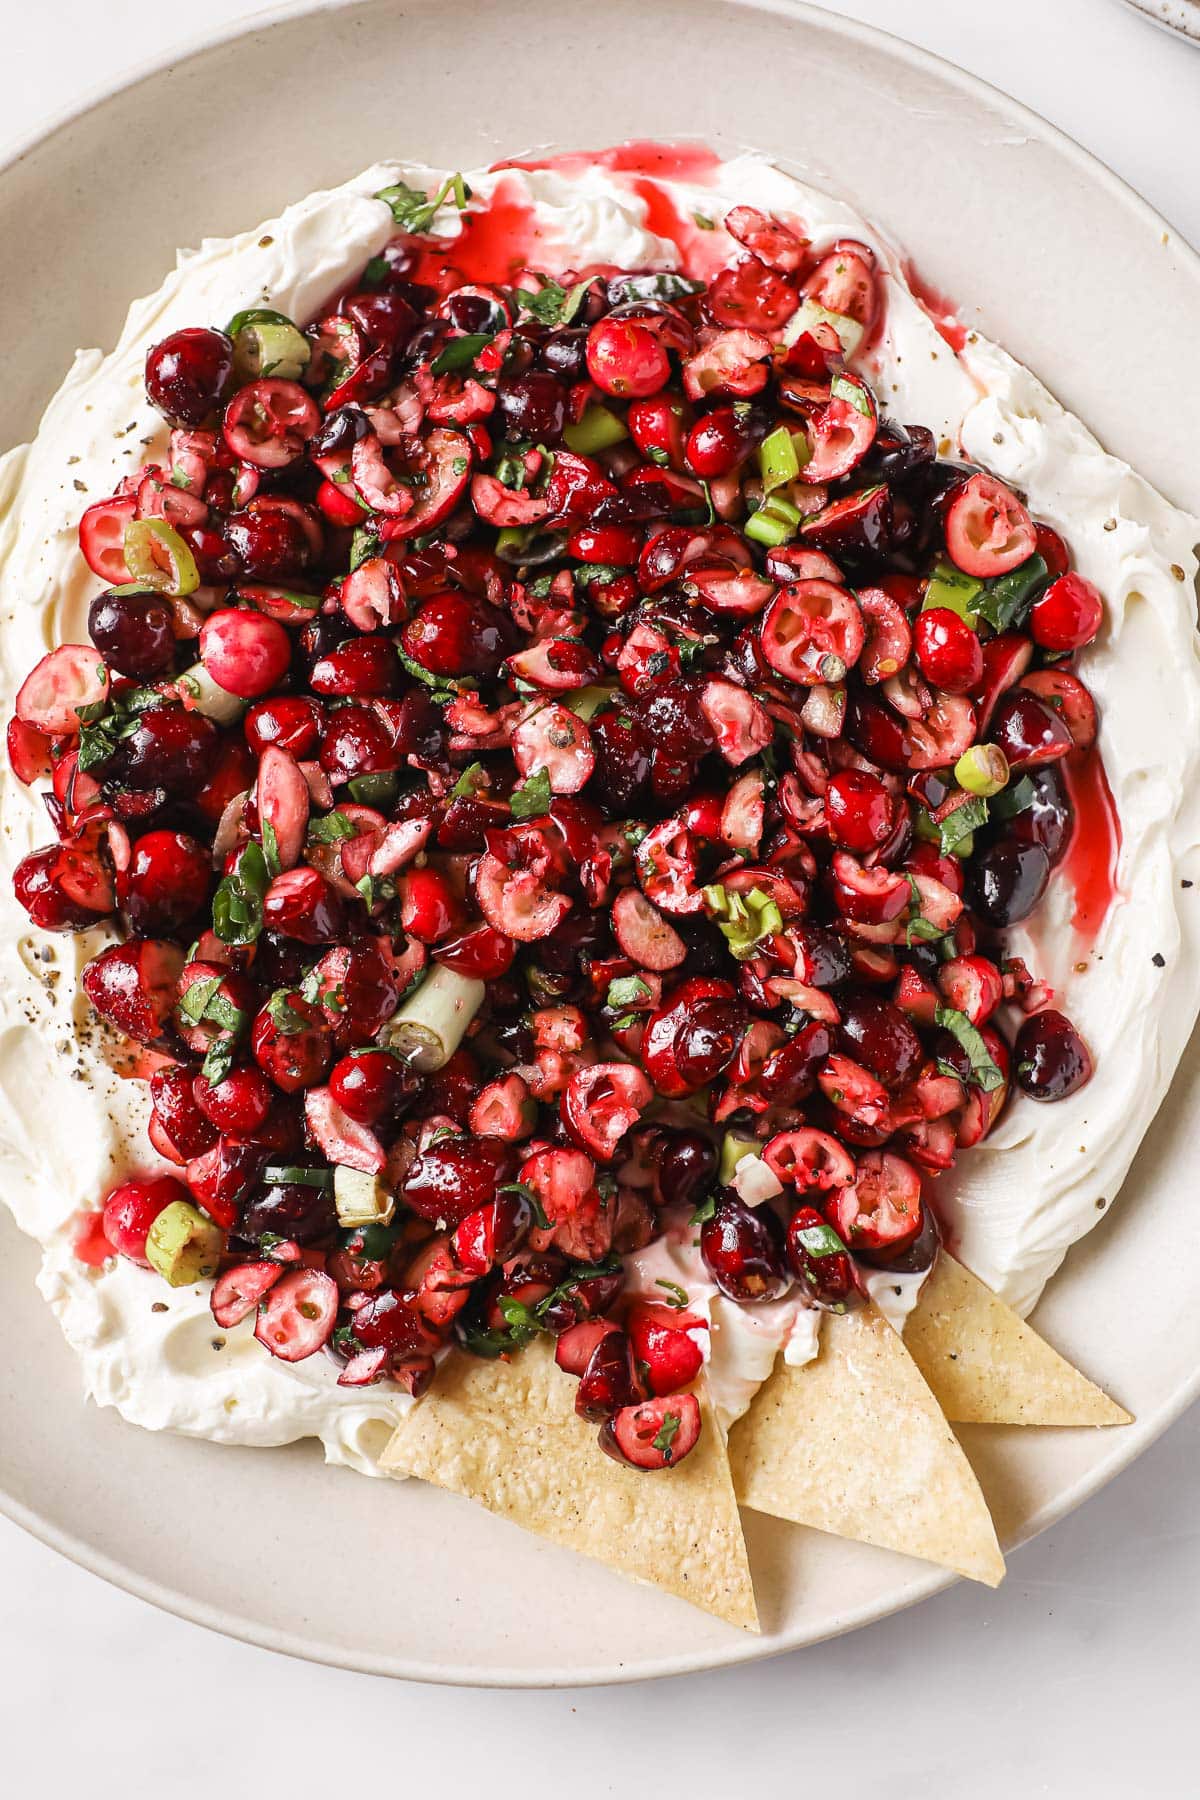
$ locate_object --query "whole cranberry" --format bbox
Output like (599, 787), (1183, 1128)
(586, 317), (670, 398)
(386, 688), (449, 761)
(194, 737), (257, 826)
(193, 1065), (274, 1136)
(328, 1050), (412, 1125)
(1030, 574), (1103, 652)
(785, 1205), (859, 1310)
(245, 695), (326, 759)
(990, 691), (1073, 769)
(825, 768), (896, 853)
(224, 501), (314, 579)
(200, 610), (292, 699)
(262, 867), (345, 943)
(537, 328), (589, 381)
(788, 925), (852, 989)
(251, 994), (333, 1092)
(309, 405), (372, 459)
(241, 1178), (337, 1246)
(590, 709), (650, 811)
(88, 589), (177, 679)
(838, 993), (923, 1090)
(121, 829), (211, 933)
(495, 371), (568, 442)
(318, 705), (401, 782)
(968, 839), (1050, 926)
(401, 592), (516, 679)
(913, 608), (984, 694)
(149, 1064), (218, 1163)
(1012, 1010), (1092, 1101)
(642, 978), (748, 1098)
(144, 327), (234, 425)
(655, 1129), (718, 1212)
(102, 1175), (190, 1265)
(342, 289), (418, 351)
(116, 707), (219, 793)
(700, 1193), (791, 1303)
(685, 405), (764, 477)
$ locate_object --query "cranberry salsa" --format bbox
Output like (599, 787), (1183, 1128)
(8, 170), (1104, 1474)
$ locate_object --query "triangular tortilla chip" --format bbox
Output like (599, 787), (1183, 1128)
(903, 1253), (1131, 1427)
(380, 1337), (758, 1630)
(729, 1304), (1005, 1586)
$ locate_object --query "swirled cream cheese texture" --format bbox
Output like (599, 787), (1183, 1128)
(0, 154), (1197, 1465)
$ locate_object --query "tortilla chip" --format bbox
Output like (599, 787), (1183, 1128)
(379, 1336), (759, 1630)
(729, 1304), (1005, 1586)
(904, 1253), (1131, 1427)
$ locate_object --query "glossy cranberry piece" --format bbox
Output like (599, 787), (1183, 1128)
(224, 502), (313, 579)
(590, 709), (650, 811)
(495, 371), (568, 442)
(352, 1287), (440, 1357)
(760, 1021), (835, 1105)
(149, 1064), (218, 1163)
(838, 993), (923, 1090)
(82, 939), (184, 1047)
(328, 1050), (411, 1125)
(911, 607), (982, 694)
(402, 1137), (518, 1228)
(655, 1129), (718, 1213)
(193, 1065), (274, 1136)
(262, 867), (345, 943)
(401, 592), (516, 680)
(575, 1329), (644, 1422)
(586, 317), (670, 398)
(1008, 765), (1073, 866)
(144, 327), (234, 426)
(968, 839), (1051, 926)
(342, 288), (418, 351)
(310, 635), (399, 698)
(990, 691), (1073, 769)
(245, 695), (325, 759)
(102, 1175), (189, 1265)
(1030, 574), (1103, 652)
(241, 1178), (337, 1246)
(435, 922), (515, 980)
(1013, 1009), (1092, 1101)
(788, 925), (852, 989)
(844, 692), (913, 774)
(785, 1206), (858, 1310)
(121, 829), (210, 933)
(87, 588), (177, 679)
(251, 994), (333, 1093)
(825, 768), (895, 853)
(12, 845), (107, 932)
(685, 405), (759, 478)
(599, 1391), (702, 1470)
(641, 978), (747, 1097)
(319, 704), (401, 782)
(699, 1193), (791, 1303)
(117, 707), (219, 794)
(200, 610), (292, 699)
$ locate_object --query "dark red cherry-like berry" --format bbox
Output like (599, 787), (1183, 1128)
(401, 1137), (518, 1228)
(328, 1050), (412, 1125)
(144, 327), (234, 426)
(824, 768), (895, 853)
(88, 588), (177, 679)
(968, 839), (1051, 926)
(241, 1177), (337, 1246)
(838, 993), (923, 1091)
(785, 1206), (859, 1310)
(117, 707), (219, 793)
(699, 1193), (791, 1303)
(1012, 1009), (1092, 1101)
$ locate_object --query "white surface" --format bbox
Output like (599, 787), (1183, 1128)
(0, 0), (1197, 1790)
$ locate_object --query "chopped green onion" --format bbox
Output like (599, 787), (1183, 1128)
(955, 743), (1010, 797)
(261, 1165), (335, 1189)
(229, 311), (311, 383)
(923, 561), (982, 626)
(974, 554), (1050, 633)
(745, 493), (803, 548)
(759, 425), (801, 494)
(563, 405), (629, 454)
(123, 518), (199, 597)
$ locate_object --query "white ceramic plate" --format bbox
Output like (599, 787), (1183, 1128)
(2, 0), (1199, 1686)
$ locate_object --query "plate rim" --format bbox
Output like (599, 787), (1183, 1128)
(2, 0), (1199, 1686)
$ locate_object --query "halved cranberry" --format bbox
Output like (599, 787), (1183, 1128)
(763, 1128), (856, 1193)
(759, 1022), (835, 1106)
(145, 327), (234, 426)
(562, 1063), (653, 1163)
(760, 580), (865, 686)
(699, 1193), (790, 1302)
(435, 921), (515, 980)
(944, 473), (1036, 578)
(210, 1261), (282, 1328)
(599, 1391), (702, 1470)
(120, 829), (210, 933)
(254, 1269), (339, 1362)
(319, 703), (401, 783)
(88, 588), (177, 679)
(186, 1137), (266, 1231)
(451, 1189), (533, 1277)
(13, 843), (113, 933)
(825, 1150), (923, 1254)
(1012, 1009), (1092, 1101)
(150, 1064), (218, 1163)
